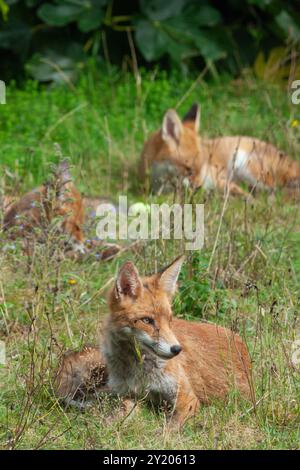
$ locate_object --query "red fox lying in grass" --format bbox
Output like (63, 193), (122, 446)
(3, 160), (85, 253)
(102, 256), (252, 430)
(140, 103), (300, 197)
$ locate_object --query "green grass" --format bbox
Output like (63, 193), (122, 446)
(0, 67), (300, 449)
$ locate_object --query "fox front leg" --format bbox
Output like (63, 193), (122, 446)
(205, 166), (252, 199)
(218, 179), (252, 199)
(167, 384), (199, 432)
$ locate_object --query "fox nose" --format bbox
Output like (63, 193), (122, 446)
(170, 344), (182, 356)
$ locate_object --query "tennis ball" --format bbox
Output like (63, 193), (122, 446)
(129, 202), (151, 216)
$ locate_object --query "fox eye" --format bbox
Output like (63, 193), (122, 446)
(141, 317), (155, 325)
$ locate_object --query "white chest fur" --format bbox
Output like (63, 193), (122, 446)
(230, 149), (249, 175)
(229, 149), (262, 186)
(103, 337), (178, 404)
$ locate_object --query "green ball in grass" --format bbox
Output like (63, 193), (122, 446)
(129, 202), (151, 216)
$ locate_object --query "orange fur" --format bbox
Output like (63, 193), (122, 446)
(54, 346), (108, 402)
(140, 103), (300, 196)
(1, 195), (16, 212)
(103, 256), (252, 429)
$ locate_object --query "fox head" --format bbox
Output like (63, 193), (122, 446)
(107, 256), (185, 360)
(153, 103), (202, 188)
(50, 160), (85, 253)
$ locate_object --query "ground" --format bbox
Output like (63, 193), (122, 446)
(0, 68), (299, 449)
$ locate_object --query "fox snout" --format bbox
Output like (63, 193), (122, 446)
(156, 339), (182, 359)
(140, 333), (182, 360)
(129, 327), (182, 360)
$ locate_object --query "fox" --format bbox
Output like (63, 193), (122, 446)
(140, 103), (300, 197)
(54, 345), (108, 406)
(3, 160), (85, 253)
(103, 256), (252, 430)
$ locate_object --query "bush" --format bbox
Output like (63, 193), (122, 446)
(1, 0), (300, 83)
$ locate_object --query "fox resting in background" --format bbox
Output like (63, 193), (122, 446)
(140, 103), (300, 197)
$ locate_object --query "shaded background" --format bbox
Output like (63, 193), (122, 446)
(0, 0), (300, 84)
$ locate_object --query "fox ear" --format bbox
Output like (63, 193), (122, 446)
(162, 109), (182, 145)
(115, 261), (142, 300)
(183, 103), (200, 132)
(157, 255), (185, 297)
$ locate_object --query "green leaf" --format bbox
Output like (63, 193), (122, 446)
(77, 9), (103, 32)
(0, 0), (9, 21)
(27, 56), (74, 83)
(194, 29), (227, 61)
(25, 0), (42, 6)
(26, 44), (86, 83)
(135, 19), (169, 61)
(90, 0), (108, 6)
(248, 0), (272, 8)
(183, 4), (222, 26)
(37, 3), (83, 27)
(162, 14), (226, 62)
(135, 9), (227, 64)
(163, 15), (200, 37)
(135, 18), (198, 64)
(139, 0), (188, 21)
(0, 21), (31, 56)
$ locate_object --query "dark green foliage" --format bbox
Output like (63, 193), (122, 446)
(1, 0), (300, 82)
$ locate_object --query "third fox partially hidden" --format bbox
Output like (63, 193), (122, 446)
(3, 160), (85, 253)
(140, 103), (300, 197)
